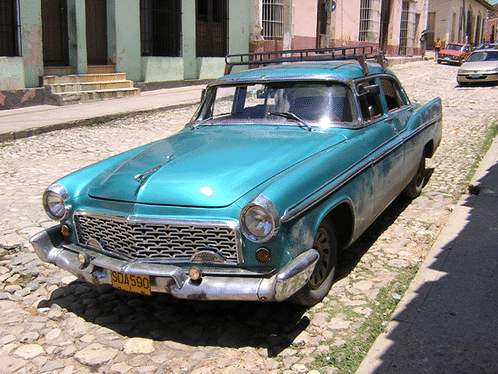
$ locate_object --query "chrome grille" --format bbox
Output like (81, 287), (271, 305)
(73, 211), (241, 264)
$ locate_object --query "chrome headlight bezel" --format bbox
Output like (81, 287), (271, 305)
(42, 183), (69, 221)
(239, 195), (281, 243)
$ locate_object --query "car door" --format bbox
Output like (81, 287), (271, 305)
(355, 77), (405, 217)
(378, 77), (413, 189)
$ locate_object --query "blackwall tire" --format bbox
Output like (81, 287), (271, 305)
(402, 156), (426, 199)
(290, 220), (337, 306)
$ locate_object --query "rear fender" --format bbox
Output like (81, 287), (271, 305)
(406, 97), (442, 156)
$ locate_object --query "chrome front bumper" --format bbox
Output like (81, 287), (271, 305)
(30, 225), (319, 302)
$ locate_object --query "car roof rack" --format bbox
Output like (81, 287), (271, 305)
(224, 46), (387, 75)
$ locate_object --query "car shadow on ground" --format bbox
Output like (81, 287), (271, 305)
(39, 282), (310, 357)
(37, 170), (433, 357)
(334, 166), (434, 281)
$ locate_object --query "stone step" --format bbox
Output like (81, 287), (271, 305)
(87, 65), (115, 74)
(47, 80), (135, 94)
(43, 66), (76, 76)
(52, 87), (140, 106)
(42, 72), (139, 106)
(43, 73), (127, 85)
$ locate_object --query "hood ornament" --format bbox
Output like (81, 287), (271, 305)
(134, 165), (162, 184)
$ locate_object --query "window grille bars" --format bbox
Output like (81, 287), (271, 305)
(262, 0), (284, 41)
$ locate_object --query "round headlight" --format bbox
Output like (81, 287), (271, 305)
(240, 195), (280, 243)
(43, 184), (69, 220)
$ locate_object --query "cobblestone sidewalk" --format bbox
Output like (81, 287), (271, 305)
(0, 60), (497, 374)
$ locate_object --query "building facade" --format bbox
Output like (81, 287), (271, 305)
(0, 0), (250, 93)
(484, 3), (498, 42)
(250, 0), (430, 57)
(427, 0), (493, 47)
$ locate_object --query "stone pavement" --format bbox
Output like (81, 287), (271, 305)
(0, 84), (205, 142)
(0, 58), (497, 373)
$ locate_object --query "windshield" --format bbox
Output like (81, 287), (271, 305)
(191, 83), (357, 129)
(445, 44), (465, 52)
(467, 51), (498, 62)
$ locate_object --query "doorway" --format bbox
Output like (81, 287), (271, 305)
(196, 0), (227, 57)
(86, 0), (108, 65)
(379, 0), (392, 52)
(42, 0), (69, 66)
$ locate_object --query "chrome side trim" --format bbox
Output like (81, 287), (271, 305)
(282, 115), (441, 222)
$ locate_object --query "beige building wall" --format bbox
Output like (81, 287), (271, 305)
(291, 0), (318, 48)
(429, 0), (490, 46)
(250, 0), (431, 56)
(331, 0), (363, 45)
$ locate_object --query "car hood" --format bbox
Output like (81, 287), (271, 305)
(439, 49), (464, 56)
(87, 126), (346, 207)
(460, 61), (498, 70)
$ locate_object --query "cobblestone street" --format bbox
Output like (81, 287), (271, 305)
(1, 60), (497, 374)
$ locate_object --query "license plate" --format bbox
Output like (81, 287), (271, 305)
(110, 270), (151, 295)
(471, 74), (481, 79)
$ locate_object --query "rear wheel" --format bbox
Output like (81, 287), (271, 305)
(291, 220), (337, 306)
(402, 156), (426, 198)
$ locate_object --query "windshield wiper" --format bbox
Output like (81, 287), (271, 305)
(268, 111), (312, 132)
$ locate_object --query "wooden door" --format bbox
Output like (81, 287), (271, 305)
(196, 0), (227, 57)
(86, 0), (108, 65)
(42, 0), (69, 66)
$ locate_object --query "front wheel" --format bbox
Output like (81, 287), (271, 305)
(402, 156), (426, 199)
(291, 220), (337, 306)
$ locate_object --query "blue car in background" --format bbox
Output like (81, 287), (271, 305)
(31, 47), (442, 306)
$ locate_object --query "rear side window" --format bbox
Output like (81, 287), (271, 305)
(379, 78), (407, 112)
(356, 80), (383, 121)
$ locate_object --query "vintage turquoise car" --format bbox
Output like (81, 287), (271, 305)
(31, 47), (442, 306)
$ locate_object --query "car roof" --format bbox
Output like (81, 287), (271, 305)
(213, 60), (392, 86)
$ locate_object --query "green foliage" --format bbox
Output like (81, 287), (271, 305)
(311, 265), (419, 373)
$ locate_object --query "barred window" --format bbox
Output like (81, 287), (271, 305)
(359, 0), (379, 42)
(140, 0), (181, 57)
(399, 1), (409, 55)
(262, 0), (284, 41)
(0, 0), (19, 57)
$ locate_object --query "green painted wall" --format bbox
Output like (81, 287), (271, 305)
(0, 57), (25, 90)
(111, 0), (141, 81)
(67, 0), (87, 74)
(143, 0), (251, 83)
(3, 0), (252, 91)
(19, 0), (43, 88)
(228, 0), (251, 56)
(182, 0), (197, 80)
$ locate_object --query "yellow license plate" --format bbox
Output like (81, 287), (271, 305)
(110, 271), (151, 296)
